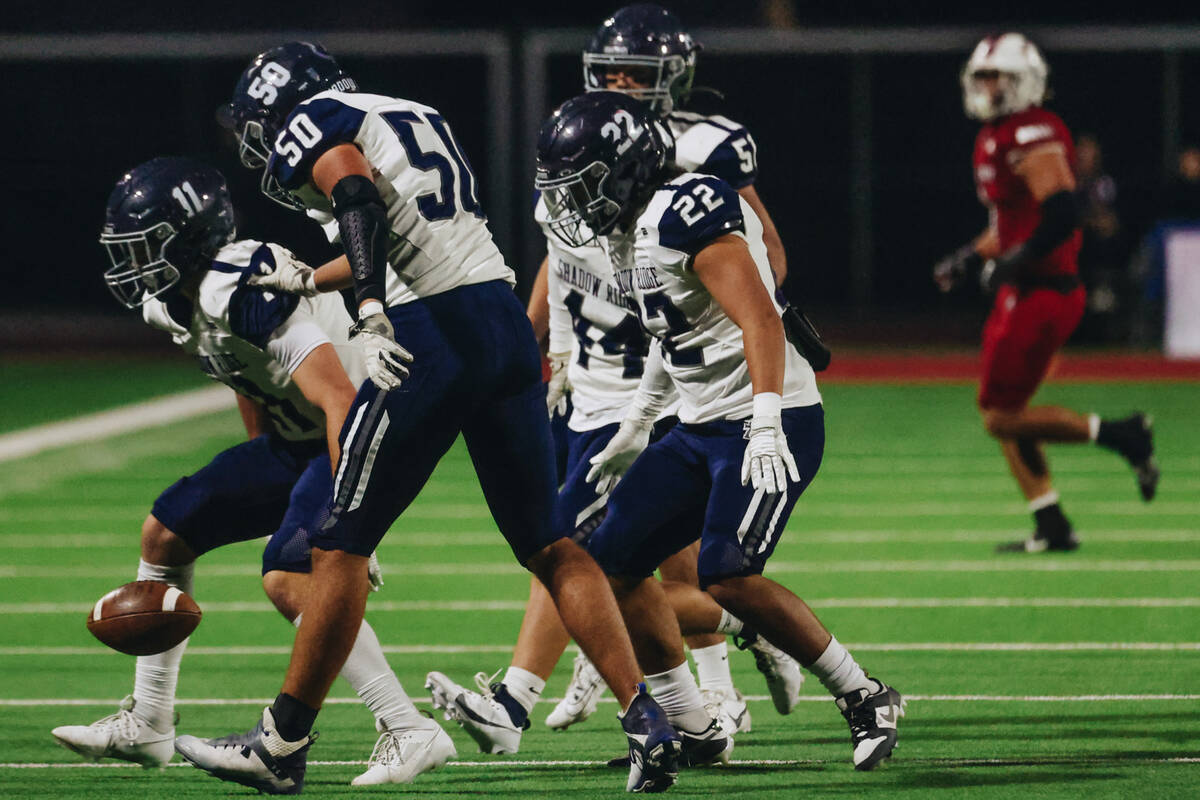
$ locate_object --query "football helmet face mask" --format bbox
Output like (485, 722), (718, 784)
(218, 41), (357, 209)
(583, 4), (698, 115)
(535, 92), (672, 248)
(961, 33), (1048, 121)
(100, 157), (235, 309)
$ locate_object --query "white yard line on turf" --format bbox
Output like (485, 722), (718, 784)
(5, 559), (1200, 579)
(0, 386), (235, 463)
(2, 693), (1198, 707)
(4, 596), (1199, 614)
(1, 755), (1198, 769)
(2, 642), (1198, 657)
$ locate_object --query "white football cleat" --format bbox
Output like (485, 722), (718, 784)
(836, 680), (906, 770)
(701, 686), (752, 734)
(741, 636), (805, 714)
(545, 652), (606, 731)
(425, 670), (525, 754)
(51, 695), (174, 767)
(351, 719), (456, 785)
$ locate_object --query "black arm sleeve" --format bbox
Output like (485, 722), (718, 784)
(986, 189), (1079, 287)
(1022, 189), (1079, 260)
(331, 174), (390, 309)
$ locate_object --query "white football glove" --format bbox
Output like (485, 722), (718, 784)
(367, 552), (384, 592)
(740, 393), (801, 495)
(350, 312), (414, 392)
(545, 351), (571, 417)
(585, 419), (652, 495)
(247, 245), (319, 297)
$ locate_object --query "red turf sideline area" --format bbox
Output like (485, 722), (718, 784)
(820, 350), (1200, 383)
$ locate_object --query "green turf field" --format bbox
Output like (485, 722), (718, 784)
(1, 372), (1197, 798)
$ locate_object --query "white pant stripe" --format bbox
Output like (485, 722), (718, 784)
(736, 488), (766, 544)
(347, 411), (391, 513)
(575, 491), (609, 529)
(333, 402), (370, 497)
(758, 488), (790, 554)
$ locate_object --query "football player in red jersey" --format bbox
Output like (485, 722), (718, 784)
(933, 33), (1159, 552)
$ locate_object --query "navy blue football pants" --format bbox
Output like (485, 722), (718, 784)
(312, 280), (561, 564)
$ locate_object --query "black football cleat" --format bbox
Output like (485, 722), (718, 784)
(676, 716), (732, 767)
(1098, 413), (1159, 501)
(836, 680), (905, 771)
(996, 527), (1080, 553)
(619, 684), (681, 793)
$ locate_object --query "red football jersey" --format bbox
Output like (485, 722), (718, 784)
(973, 107), (1081, 278)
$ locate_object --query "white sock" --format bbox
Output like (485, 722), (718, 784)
(715, 609), (743, 636)
(691, 643), (734, 693)
(645, 661), (712, 732)
(1088, 413), (1100, 442)
(1028, 490), (1061, 512)
(807, 636), (873, 697)
(131, 559), (194, 731)
(501, 666), (545, 714)
(317, 615), (426, 731)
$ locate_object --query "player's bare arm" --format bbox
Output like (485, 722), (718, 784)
(737, 185), (787, 286)
(693, 234), (785, 396)
(288, 342), (357, 472)
(236, 394), (270, 439)
(526, 255), (551, 350)
(313, 255), (354, 291)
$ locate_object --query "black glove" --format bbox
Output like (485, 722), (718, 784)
(980, 245), (1028, 293)
(933, 243), (984, 293)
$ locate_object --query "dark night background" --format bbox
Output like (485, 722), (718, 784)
(3, 1), (1198, 345)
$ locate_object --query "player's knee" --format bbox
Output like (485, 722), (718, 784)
(981, 408), (1014, 438)
(704, 576), (746, 609)
(262, 570), (305, 621)
(527, 537), (588, 583)
(140, 515), (196, 565)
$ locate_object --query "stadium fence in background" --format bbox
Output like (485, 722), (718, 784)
(1, 26), (1197, 315)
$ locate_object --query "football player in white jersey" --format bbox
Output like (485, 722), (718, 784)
(536, 92), (906, 772)
(433, 4), (800, 752)
(182, 43), (684, 794)
(52, 157), (453, 787)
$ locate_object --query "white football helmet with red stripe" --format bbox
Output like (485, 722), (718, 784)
(960, 33), (1048, 121)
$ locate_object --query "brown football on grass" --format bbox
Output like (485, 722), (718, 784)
(86, 580), (201, 656)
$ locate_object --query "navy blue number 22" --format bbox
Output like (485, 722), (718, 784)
(381, 110), (484, 221)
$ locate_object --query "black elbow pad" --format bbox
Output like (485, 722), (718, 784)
(332, 175), (390, 306)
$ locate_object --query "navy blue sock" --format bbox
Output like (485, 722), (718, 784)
(492, 683), (530, 730)
(271, 692), (318, 741)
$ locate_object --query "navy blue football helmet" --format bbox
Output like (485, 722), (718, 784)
(535, 92), (672, 248)
(218, 41), (356, 208)
(100, 157), (235, 309)
(583, 4), (699, 114)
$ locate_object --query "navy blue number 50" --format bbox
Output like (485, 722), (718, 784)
(381, 110), (484, 221)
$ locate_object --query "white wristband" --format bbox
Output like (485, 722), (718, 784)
(358, 300), (385, 319)
(752, 392), (783, 420)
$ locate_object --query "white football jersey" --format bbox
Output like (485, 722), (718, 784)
(271, 90), (515, 306)
(532, 110), (761, 430)
(667, 111), (759, 190)
(535, 197), (654, 431)
(142, 240), (366, 442)
(611, 173), (820, 424)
